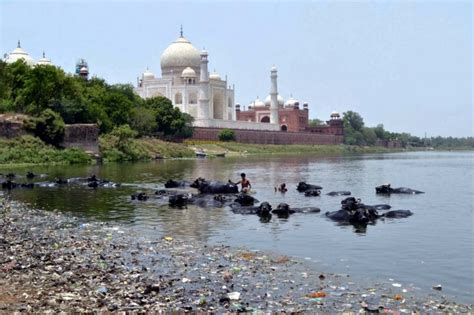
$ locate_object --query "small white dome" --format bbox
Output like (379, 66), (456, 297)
(209, 71), (221, 80)
(264, 94), (284, 106)
(142, 68), (155, 80)
(160, 36), (201, 70)
(36, 51), (52, 66)
(80, 66), (89, 73)
(284, 97), (300, 107)
(181, 66), (196, 77)
(331, 111), (340, 117)
(251, 97), (265, 107)
(4, 41), (35, 66)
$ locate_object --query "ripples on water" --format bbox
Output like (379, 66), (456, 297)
(7, 151), (473, 303)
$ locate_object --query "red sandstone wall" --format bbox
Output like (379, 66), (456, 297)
(192, 127), (343, 145)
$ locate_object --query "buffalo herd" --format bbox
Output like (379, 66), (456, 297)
(1, 172), (424, 231)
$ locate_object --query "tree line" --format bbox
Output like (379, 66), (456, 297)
(0, 60), (193, 145)
(311, 111), (472, 148)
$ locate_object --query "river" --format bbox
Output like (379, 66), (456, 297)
(5, 151), (473, 303)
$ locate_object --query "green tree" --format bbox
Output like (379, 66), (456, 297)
(24, 109), (65, 146)
(343, 111), (364, 131)
(129, 106), (157, 136)
(218, 129), (236, 141)
(362, 127), (377, 145)
(343, 111), (365, 145)
(144, 96), (194, 138)
(111, 124), (137, 149)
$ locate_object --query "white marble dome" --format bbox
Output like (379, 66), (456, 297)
(251, 97), (265, 107)
(331, 111), (340, 117)
(4, 41), (35, 66)
(160, 36), (201, 70)
(36, 51), (52, 66)
(142, 68), (155, 80)
(284, 97), (300, 107)
(181, 66), (196, 77)
(264, 94), (284, 106)
(209, 71), (221, 80)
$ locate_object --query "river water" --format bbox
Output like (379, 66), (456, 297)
(5, 151), (473, 303)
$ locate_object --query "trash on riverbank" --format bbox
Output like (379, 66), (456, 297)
(0, 198), (472, 313)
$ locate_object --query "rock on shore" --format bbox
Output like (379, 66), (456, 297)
(0, 198), (471, 313)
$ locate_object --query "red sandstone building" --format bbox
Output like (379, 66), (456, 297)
(235, 97), (343, 136)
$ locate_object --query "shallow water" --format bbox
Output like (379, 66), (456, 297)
(5, 151), (473, 303)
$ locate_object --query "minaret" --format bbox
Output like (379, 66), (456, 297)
(198, 49), (210, 120)
(270, 65), (279, 124)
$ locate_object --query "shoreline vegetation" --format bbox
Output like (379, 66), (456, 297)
(0, 135), (473, 167)
(0, 198), (471, 312)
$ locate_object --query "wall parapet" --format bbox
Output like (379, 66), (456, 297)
(191, 127), (343, 145)
(193, 119), (280, 131)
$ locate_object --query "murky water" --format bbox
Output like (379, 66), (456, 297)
(4, 151), (473, 303)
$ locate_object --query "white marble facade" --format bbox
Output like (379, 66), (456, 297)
(134, 32), (237, 125)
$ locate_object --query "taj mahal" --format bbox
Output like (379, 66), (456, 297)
(3, 30), (343, 137)
(135, 29), (295, 131)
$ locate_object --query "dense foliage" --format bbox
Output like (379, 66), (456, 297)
(0, 60), (194, 137)
(0, 135), (91, 165)
(24, 109), (65, 146)
(342, 110), (473, 148)
(218, 129), (236, 141)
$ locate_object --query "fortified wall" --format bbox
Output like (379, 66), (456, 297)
(192, 127), (343, 145)
(0, 115), (99, 154)
(61, 124), (99, 154)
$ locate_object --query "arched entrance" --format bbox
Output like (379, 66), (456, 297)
(260, 116), (270, 123)
(281, 125), (288, 131)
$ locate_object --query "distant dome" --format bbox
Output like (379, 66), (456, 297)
(181, 66), (196, 77)
(4, 41), (35, 66)
(251, 97), (265, 107)
(264, 94), (284, 106)
(36, 51), (52, 66)
(209, 71), (221, 80)
(160, 36), (201, 71)
(330, 111), (340, 118)
(142, 68), (155, 80)
(80, 66), (89, 74)
(284, 97), (300, 107)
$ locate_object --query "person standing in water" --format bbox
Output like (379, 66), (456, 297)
(237, 173), (251, 193)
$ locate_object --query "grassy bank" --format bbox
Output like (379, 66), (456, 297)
(99, 135), (194, 162)
(184, 140), (404, 156)
(0, 135), (92, 167)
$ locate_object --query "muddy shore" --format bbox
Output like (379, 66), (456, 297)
(0, 197), (471, 313)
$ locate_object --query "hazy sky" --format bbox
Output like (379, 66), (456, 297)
(1, 0), (472, 137)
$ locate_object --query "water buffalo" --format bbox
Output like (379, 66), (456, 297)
(234, 193), (258, 206)
(376, 184), (424, 194)
(190, 178), (238, 194)
(1, 180), (34, 190)
(304, 189), (321, 197)
(381, 210), (413, 218)
(326, 197), (413, 226)
(169, 193), (191, 207)
(87, 175), (120, 188)
(131, 192), (149, 201)
(164, 179), (190, 188)
(326, 191), (351, 196)
(230, 202), (273, 216)
(297, 182), (323, 192)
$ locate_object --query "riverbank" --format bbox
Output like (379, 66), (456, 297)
(0, 197), (471, 313)
(185, 140), (405, 157)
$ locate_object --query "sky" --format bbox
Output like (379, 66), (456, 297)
(1, 0), (472, 137)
